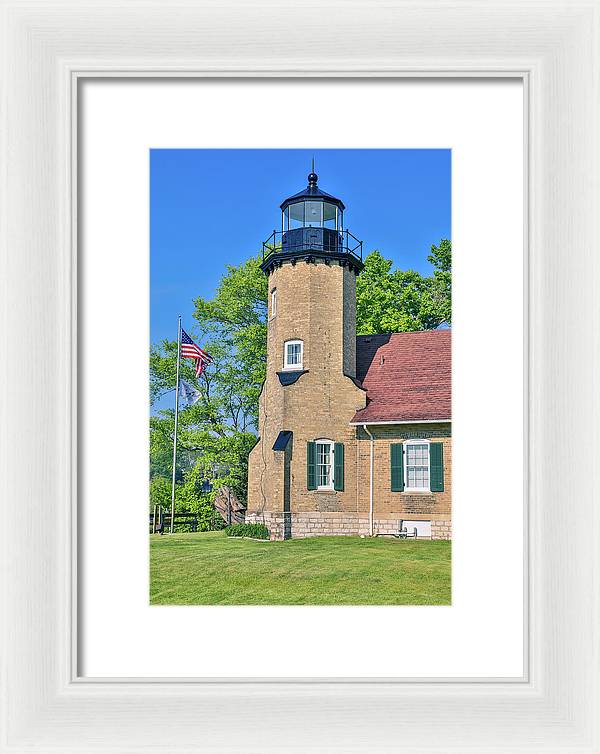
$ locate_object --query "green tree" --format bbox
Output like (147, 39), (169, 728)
(149, 476), (171, 512)
(174, 480), (219, 531)
(150, 255), (267, 508)
(356, 240), (451, 334)
(425, 238), (451, 325)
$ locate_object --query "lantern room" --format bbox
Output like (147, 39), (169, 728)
(261, 167), (363, 276)
(281, 171), (344, 231)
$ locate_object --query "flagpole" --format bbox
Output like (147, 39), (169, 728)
(170, 315), (182, 534)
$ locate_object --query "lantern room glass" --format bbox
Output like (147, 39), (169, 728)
(305, 201), (321, 227)
(283, 201), (342, 231)
(323, 202), (337, 229)
(287, 202), (304, 230)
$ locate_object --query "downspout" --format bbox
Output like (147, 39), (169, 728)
(363, 424), (374, 536)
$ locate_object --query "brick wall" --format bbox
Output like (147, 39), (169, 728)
(248, 259), (366, 519)
(356, 423), (452, 533)
(248, 417), (452, 539)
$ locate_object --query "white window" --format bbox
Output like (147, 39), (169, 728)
(315, 439), (334, 490)
(404, 440), (431, 492)
(283, 339), (303, 370)
(270, 288), (277, 318)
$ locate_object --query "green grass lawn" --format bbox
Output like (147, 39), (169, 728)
(150, 531), (451, 605)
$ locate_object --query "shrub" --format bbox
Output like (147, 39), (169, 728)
(175, 483), (218, 531)
(225, 522), (270, 540)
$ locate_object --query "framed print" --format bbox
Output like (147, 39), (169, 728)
(2, 1), (599, 752)
(79, 78), (524, 680)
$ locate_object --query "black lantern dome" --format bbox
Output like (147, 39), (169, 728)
(261, 168), (363, 275)
(280, 169), (345, 227)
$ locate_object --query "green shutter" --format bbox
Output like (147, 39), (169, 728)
(390, 443), (404, 491)
(429, 442), (444, 492)
(306, 441), (316, 490)
(334, 442), (344, 491)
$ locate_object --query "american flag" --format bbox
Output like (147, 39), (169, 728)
(180, 328), (212, 377)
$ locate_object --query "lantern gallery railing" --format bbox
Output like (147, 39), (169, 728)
(262, 228), (363, 265)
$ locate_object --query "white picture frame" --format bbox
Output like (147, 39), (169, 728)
(2, 1), (598, 751)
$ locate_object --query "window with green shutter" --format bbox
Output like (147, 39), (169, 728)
(429, 442), (444, 492)
(306, 441), (316, 490)
(334, 442), (344, 491)
(390, 443), (404, 491)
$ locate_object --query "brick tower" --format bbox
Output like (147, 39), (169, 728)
(246, 168), (368, 539)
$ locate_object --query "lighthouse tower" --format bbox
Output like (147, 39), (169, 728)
(246, 168), (368, 539)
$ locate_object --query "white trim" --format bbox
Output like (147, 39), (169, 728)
(403, 439), (431, 493)
(270, 287), (277, 319)
(282, 338), (303, 370)
(314, 438), (334, 491)
(350, 418), (451, 426)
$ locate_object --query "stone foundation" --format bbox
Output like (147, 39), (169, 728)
(246, 511), (452, 540)
(431, 519), (452, 540)
(246, 511), (369, 539)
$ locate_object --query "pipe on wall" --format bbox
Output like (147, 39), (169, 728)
(363, 424), (374, 536)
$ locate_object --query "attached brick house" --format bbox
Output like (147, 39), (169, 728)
(246, 170), (451, 540)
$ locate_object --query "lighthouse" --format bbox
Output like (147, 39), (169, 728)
(246, 168), (368, 539)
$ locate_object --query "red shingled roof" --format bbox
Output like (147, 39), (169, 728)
(351, 330), (451, 424)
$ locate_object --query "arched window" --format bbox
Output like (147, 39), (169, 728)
(315, 438), (334, 490)
(283, 339), (303, 370)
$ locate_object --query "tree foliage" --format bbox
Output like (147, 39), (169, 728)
(356, 240), (451, 334)
(150, 256), (267, 509)
(149, 476), (171, 510)
(150, 241), (451, 511)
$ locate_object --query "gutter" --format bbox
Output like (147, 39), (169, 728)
(362, 424), (375, 536)
(350, 418), (451, 426)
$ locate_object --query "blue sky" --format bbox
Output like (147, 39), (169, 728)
(150, 148), (451, 349)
